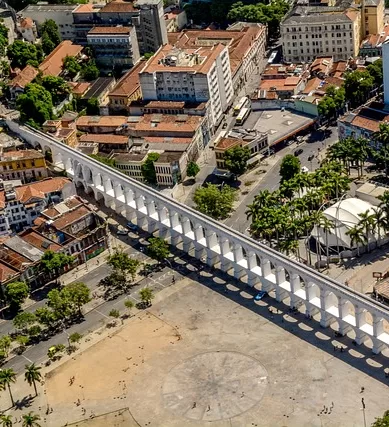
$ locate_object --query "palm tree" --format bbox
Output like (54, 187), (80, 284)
(358, 210), (375, 252)
(372, 207), (386, 247)
(0, 415), (13, 427)
(22, 413), (41, 427)
(318, 215), (333, 268)
(24, 364), (42, 397)
(374, 122), (389, 177)
(346, 226), (367, 257)
(0, 369), (16, 407)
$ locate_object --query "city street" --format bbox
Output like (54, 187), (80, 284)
(225, 125), (339, 233)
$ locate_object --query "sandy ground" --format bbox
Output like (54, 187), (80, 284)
(2, 277), (389, 427)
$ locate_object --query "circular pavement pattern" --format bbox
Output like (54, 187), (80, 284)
(162, 351), (268, 421)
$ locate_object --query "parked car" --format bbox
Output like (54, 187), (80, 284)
(254, 290), (268, 301)
(117, 228), (128, 235)
(294, 148), (303, 156)
(127, 222), (138, 232)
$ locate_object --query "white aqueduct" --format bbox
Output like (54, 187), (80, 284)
(7, 120), (389, 355)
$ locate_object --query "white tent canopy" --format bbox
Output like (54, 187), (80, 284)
(311, 198), (382, 250)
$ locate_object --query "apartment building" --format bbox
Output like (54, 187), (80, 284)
(363, 0), (384, 36)
(168, 23), (267, 93)
(20, 4), (77, 40)
(0, 177), (75, 235)
(72, 0), (167, 54)
(0, 150), (47, 183)
(87, 26), (141, 72)
(16, 17), (37, 43)
(139, 44), (233, 127)
(281, 7), (362, 62)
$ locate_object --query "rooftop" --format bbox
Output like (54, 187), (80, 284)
(18, 229), (62, 252)
(0, 149), (44, 162)
(215, 137), (242, 151)
(108, 61), (144, 98)
(51, 205), (92, 231)
(140, 43), (226, 75)
(22, 4), (77, 12)
(155, 151), (182, 163)
(83, 77), (115, 100)
(39, 41), (83, 77)
(100, 1), (137, 13)
(19, 17), (34, 29)
(361, 24), (389, 49)
(79, 134), (128, 144)
(9, 65), (38, 89)
(0, 261), (18, 283)
(283, 7), (358, 25)
(339, 101), (389, 134)
(4, 235), (43, 262)
(259, 77), (302, 91)
(88, 26), (132, 35)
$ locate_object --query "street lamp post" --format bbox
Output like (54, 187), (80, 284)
(361, 398), (367, 427)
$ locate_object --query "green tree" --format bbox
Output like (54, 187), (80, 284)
(107, 248), (140, 281)
(69, 332), (82, 344)
(40, 19), (61, 54)
(366, 58), (383, 86)
(143, 52), (154, 60)
(372, 410), (389, 427)
(34, 307), (56, 329)
(141, 152), (160, 184)
(279, 154), (301, 183)
(41, 76), (69, 104)
(82, 60), (99, 81)
(318, 85), (345, 119)
(15, 335), (29, 352)
(0, 335), (12, 357)
(16, 83), (53, 126)
(7, 41), (41, 69)
(139, 287), (154, 306)
(62, 282), (91, 316)
(40, 250), (74, 277)
(0, 415), (13, 427)
(109, 309), (120, 319)
(124, 299), (134, 314)
(99, 271), (127, 298)
(86, 97), (99, 115)
(224, 145), (251, 176)
(344, 70), (374, 108)
(5, 281), (29, 311)
(146, 237), (170, 263)
(193, 183), (237, 219)
(63, 55), (81, 79)
(13, 312), (36, 332)
(0, 369), (16, 407)
(0, 23), (8, 57)
(22, 413), (41, 427)
(186, 161), (200, 179)
(24, 363), (42, 397)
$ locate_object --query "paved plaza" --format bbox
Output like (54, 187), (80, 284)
(3, 273), (389, 426)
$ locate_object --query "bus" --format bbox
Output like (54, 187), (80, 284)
(236, 107), (250, 125)
(233, 96), (249, 116)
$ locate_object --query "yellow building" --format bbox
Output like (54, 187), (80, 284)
(0, 150), (48, 183)
(362, 0), (384, 36)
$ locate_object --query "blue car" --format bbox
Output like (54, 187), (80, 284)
(127, 222), (138, 231)
(254, 291), (267, 301)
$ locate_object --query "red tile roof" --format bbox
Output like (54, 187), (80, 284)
(52, 205), (91, 230)
(0, 261), (18, 283)
(20, 17), (34, 29)
(108, 61), (144, 98)
(0, 149), (44, 161)
(18, 229), (62, 252)
(39, 41), (83, 77)
(100, 1), (136, 13)
(88, 26), (132, 35)
(79, 134), (128, 144)
(9, 65), (38, 89)
(14, 177), (71, 204)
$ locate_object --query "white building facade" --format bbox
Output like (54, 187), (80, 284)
(139, 44), (233, 127)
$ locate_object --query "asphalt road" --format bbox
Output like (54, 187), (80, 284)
(2, 242), (194, 374)
(225, 125), (339, 233)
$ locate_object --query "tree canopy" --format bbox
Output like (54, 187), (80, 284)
(0, 23), (8, 56)
(41, 76), (69, 104)
(8, 40), (43, 69)
(63, 55), (81, 79)
(107, 248), (140, 281)
(146, 237), (170, 263)
(40, 19), (61, 55)
(5, 281), (29, 311)
(318, 85), (345, 119)
(186, 161), (200, 179)
(193, 183), (237, 219)
(82, 60), (100, 81)
(40, 251), (74, 276)
(224, 145), (251, 176)
(344, 70), (374, 109)
(141, 152), (160, 184)
(371, 410), (389, 427)
(16, 83), (53, 127)
(279, 154), (301, 183)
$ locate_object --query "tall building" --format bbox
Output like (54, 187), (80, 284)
(360, 0), (384, 36)
(382, 41), (389, 104)
(281, 2), (362, 63)
(87, 26), (140, 72)
(139, 44), (233, 126)
(72, 0), (167, 54)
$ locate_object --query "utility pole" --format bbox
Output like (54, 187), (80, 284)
(361, 397), (367, 427)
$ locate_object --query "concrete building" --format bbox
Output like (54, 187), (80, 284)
(11, 120), (389, 356)
(72, 0), (168, 54)
(87, 26), (140, 72)
(168, 24), (267, 93)
(0, 149), (47, 183)
(214, 132), (268, 171)
(16, 17), (37, 43)
(383, 40), (389, 103)
(164, 8), (187, 32)
(108, 61), (144, 114)
(139, 44), (233, 127)
(281, 7), (362, 62)
(8, 65), (38, 101)
(0, 177), (75, 235)
(362, 0), (384, 36)
(20, 4), (77, 41)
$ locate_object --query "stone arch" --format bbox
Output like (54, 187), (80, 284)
(85, 185), (94, 195)
(83, 166), (93, 184)
(340, 299), (356, 325)
(42, 146), (53, 163)
(95, 191), (105, 204)
(306, 282), (321, 307)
